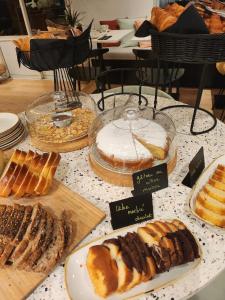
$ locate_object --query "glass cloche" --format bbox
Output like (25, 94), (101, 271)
(25, 91), (97, 152)
(89, 101), (176, 179)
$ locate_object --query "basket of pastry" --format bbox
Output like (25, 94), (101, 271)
(65, 219), (201, 299)
(136, 1), (225, 63)
(14, 21), (92, 71)
(189, 154), (225, 228)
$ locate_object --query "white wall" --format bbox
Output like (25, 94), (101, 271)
(72, 0), (157, 27)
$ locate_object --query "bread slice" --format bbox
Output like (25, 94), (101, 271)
(86, 245), (118, 298)
(9, 204), (43, 265)
(25, 153), (49, 195)
(215, 169), (225, 178)
(13, 151), (37, 198)
(34, 152), (58, 195)
(25, 211), (54, 270)
(203, 184), (225, 203)
(2, 206), (33, 266)
(0, 150), (27, 197)
(41, 153), (61, 195)
(0, 150), (5, 176)
(196, 191), (225, 215)
(209, 178), (225, 192)
(195, 200), (225, 227)
(16, 209), (47, 270)
(104, 239), (133, 293)
(32, 219), (65, 273)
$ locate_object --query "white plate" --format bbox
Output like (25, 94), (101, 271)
(0, 113), (19, 135)
(0, 128), (26, 150)
(0, 123), (24, 143)
(189, 154), (225, 229)
(65, 221), (201, 300)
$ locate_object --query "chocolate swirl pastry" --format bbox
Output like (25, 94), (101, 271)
(86, 219), (200, 298)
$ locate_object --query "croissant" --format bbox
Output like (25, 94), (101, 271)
(207, 14), (223, 33)
(165, 3), (186, 18)
(151, 7), (177, 32)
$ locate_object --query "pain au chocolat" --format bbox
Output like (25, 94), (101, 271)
(86, 219), (200, 298)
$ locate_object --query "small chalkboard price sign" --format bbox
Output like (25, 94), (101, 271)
(109, 194), (153, 230)
(132, 163), (168, 196)
(182, 147), (205, 188)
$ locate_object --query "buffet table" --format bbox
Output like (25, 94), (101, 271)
(19, 94), (225, 300)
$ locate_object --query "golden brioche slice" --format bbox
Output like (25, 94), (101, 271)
(197, 191), (225, 215)
(25, 153), (49, 195)
(34, 152), (58, 195)
(195, 200), (225, 227)
(40, 153), (61, 195)
(103, 240), (133, 292)
(87, 245), (118, 298)
(0, 150), (27, 197)
(209, 178), (225, 192)
(204, 183), (225, 203)
(0, 151), (5, 176)
(215, 168), (225, 178)
(11, 150), (36, 196)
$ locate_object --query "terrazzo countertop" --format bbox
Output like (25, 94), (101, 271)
(20, 94), (225, 300)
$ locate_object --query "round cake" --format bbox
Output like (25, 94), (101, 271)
(96, 118), (169, 171)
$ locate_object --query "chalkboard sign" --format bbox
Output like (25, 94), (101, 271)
(182, 147), (205, 188)
(132, 163), (168, 196)
(109, 194), (153, 230)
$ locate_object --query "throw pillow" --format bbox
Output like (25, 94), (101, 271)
(117, 18), (136, 29)
(100, 20), (119, 30)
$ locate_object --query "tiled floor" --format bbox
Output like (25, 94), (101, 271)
(190, 269), (225, 299)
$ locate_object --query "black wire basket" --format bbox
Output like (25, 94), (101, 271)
(149, 29), (225, 134)
(16, 22), (92, 72)
(149, 29), (225, 64)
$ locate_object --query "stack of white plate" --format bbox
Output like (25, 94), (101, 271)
(0, 113), (26, 150)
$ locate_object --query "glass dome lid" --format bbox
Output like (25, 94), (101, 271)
(26, 91), (97, 144)
(89, 103), (176, 174)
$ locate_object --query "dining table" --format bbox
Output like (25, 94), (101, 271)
(15, 93), (225, 300)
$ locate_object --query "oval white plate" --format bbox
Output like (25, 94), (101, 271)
(0, 113), (19, 135)
(189, 154), (225, 229)
(65, 221), (201, 300)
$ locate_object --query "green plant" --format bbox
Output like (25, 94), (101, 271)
(64, 0), (83, 27)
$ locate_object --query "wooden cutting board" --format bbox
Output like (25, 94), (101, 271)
(0, 180), (105, 300)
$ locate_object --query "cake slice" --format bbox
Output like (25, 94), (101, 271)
(103, 239), (133, 292)
(204, 183), (225, 203)
(196, 191), (225, 215)
(209, 178), (225, 192)
(87, 245), (118, 298)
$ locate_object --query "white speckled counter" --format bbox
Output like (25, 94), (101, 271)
(21, 94), (225, 300)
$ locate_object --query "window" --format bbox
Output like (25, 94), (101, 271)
(25, 0), (66, 32)
(0, 0), (27, 35)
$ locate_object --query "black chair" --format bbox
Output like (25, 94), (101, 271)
(96, 67), (172, 111)
(133, 48), (185, 100)
(69, 48), (109, 91)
